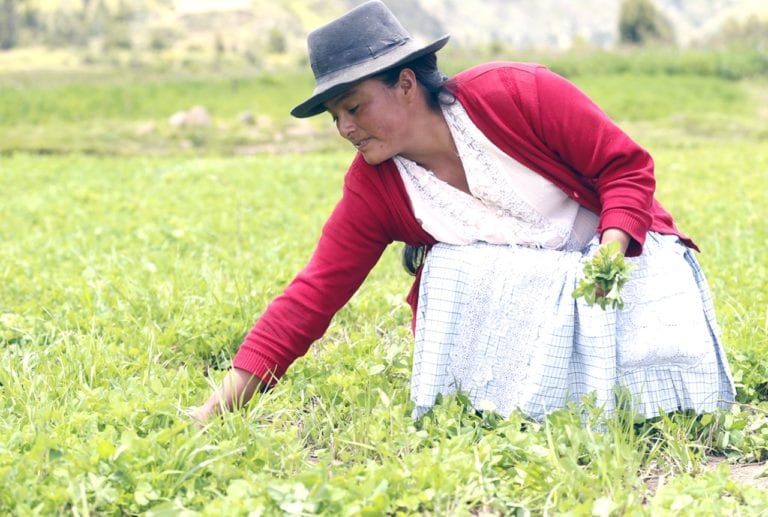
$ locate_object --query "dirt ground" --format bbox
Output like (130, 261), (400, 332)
(642, 457), (768, 501)
(703, 457), (768, 490)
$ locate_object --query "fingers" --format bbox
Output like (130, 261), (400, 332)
(184, 406), (211, 428)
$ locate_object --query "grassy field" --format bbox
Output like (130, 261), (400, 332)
(2, 56), (768, 515)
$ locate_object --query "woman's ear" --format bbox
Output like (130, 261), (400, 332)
(398, 68), (417, 98)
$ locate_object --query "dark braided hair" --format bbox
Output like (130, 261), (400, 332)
(379, 53), (452, 275)
(374, 52), (454, 112)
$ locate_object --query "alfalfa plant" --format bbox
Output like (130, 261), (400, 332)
(573, 241), (637, 310)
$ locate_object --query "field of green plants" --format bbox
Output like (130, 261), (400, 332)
(2, 50), (768, 515)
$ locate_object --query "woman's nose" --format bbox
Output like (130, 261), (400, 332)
(336, 115), (354, 139)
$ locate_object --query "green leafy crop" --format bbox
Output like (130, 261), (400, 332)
(2, 68), (768, 514)
(573, 241), (637, 310)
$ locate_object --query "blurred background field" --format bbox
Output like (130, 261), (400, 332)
(0, 0), (767, 157)
(2, 0), (768, 514)
(0, 54), (766, 159)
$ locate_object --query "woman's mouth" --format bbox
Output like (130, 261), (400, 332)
(354, 138), (371, 149)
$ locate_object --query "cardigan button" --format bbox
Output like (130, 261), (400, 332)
(572, 191), (580, 199)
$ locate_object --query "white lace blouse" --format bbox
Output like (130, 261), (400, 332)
(395, 101), (599, 251)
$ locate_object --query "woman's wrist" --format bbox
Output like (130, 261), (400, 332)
(190, 368), (264, 426)
(222, 367), (263, 410)
(600, 227), (631, 255)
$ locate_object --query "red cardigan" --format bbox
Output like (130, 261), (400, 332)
(232, 62), (694, 383)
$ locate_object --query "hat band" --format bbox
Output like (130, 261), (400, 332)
(315, 36), (409, 79)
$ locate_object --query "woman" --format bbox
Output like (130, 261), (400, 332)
(191, 1), (734, 424)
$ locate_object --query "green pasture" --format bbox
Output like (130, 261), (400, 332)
(1, 59), (768, 514)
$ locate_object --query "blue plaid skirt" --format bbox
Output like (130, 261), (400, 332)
(410, 233), (736, 420)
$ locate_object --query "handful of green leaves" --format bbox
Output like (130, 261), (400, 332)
(572, 241), (637, 310)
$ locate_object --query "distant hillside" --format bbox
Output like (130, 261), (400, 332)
(653, 0), (768, 45)
(173, 0), (768, 49)
(3, 0), (767, 56)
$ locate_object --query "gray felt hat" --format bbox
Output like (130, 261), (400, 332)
(290, 0), (450, 118)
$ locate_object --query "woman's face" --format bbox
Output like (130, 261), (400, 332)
(324, 74), (414, 165)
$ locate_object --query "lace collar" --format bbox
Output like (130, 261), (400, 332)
(394, 101), (575, 248)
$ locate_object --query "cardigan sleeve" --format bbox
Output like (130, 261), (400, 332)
(232, 171), (392, 384)
(533, 67), (655, 255)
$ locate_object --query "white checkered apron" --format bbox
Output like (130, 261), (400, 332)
(410, 233), (736, 420)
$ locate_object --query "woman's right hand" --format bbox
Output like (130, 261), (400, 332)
(188, 367), (265, 426)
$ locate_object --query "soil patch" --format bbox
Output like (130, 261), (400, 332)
(702, 457), (768, 490)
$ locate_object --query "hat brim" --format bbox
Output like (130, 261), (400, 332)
(290, 34), (450, 118)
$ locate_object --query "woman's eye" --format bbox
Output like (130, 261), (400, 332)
(347, 105), (359, 114)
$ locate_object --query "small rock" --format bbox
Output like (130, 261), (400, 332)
(237, 111), (255, 125)
(169, 111), (187, 127)
(136, 121), (156, 135)
(186, 105), (212, 127)
(256, 115), (272, 128)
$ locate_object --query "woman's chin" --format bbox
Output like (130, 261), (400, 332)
(359, 150), (393, 166)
